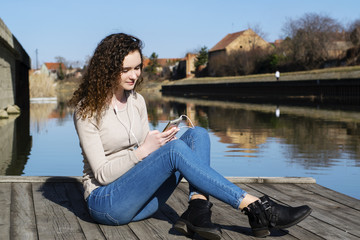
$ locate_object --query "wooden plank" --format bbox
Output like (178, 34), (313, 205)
(10, 182), (37, 239)
(66, 181), (138, 240)
(296, 183), (360, 211)
(223, 177), (316, 184)
(288, 211), (359, 240)
(64, 182), (106, 240)
(245, 183), (360, 239)
(128, 210), (187, 240)
(98, 224), (139, 240)
(0, 176), (82, 183)
(0, 183), (11, 240)
(32, 182), (86, 239)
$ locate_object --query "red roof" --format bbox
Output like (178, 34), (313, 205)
(44, 62), (66, 70)
(209, 30), (246, 52)
(143, 58), (184, 68)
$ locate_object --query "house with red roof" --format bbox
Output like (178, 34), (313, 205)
(208, 29), (271, 75)
(40, 62), (67, 79)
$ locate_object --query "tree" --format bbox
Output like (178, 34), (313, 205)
(146, 52), (160, 74)
(57, 63), (65, 80)
(194, 46), (208, 71)
(55, 56), (68, 67)
(282, 13), (343, 69)
(348, 19), (360, 46)
(143, 52), (160, 81)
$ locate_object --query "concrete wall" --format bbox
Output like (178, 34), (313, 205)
(0, 18), (30, 110)
(0, 19), (31, 175)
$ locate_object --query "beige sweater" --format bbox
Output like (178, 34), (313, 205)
(73, 92), (149, 199)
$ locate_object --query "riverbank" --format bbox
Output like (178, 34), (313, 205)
(162, 65), (360, 86)
(160, 66), (360, 105)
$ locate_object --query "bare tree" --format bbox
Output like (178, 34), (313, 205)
(282, 13), (343, 69)
(348, 19), (360, 46)
(345, 18), (360, 65)
(54, 56), (69, 67)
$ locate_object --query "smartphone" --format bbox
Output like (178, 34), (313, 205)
(163, 116), (183, 132)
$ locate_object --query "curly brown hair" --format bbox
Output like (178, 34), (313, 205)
(69, 33), (144, 123)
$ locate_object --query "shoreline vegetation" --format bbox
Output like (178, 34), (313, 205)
(29, 73), (56, 99)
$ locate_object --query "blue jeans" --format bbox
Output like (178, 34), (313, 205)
(87, 127), (247, 225)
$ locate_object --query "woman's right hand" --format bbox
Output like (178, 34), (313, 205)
(135, 127), (179, 160)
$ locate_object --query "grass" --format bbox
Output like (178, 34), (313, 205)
(29, 73), (56, 98)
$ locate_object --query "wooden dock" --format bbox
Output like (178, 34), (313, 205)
(0, 176), (359, 240)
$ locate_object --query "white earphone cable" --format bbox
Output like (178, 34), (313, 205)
(179, 114), (195, 129)
(112, 91), (140, 147)
(130, 91), (140, 147)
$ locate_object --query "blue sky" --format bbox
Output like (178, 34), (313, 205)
(1, 0), (360, 68)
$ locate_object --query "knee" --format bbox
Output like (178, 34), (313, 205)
(190, 126), (209, 140)
(185, 126), (208, 136)
(167, 138), (188, 150)
(193, 126), (208, 135)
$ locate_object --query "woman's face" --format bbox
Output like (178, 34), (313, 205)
(118, 50), (142, 91)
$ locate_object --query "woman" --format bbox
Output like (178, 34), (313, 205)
(69, 33), (311, 239)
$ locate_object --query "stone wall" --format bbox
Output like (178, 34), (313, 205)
(0, 18), (30, 111)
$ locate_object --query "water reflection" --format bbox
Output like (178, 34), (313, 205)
(30, 99), (74, 133)
(152, 95), (360, 170)
(0, 110), (31, 175)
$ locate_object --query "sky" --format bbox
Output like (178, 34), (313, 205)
(1, 0), (360, 69)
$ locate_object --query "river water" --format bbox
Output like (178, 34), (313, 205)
(1, 92), (359, 199)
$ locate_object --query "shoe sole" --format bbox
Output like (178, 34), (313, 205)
(252, 228), (271, 238)
(174, 219), (222, 240)
(275, 208), (312, 229)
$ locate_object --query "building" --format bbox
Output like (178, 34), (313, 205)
(143, 58), (183, 70)
(176, 53), (198, 79)
(208, 29), (271, 76)
(326, 40), (353, 59)
(142, 54), (198, 80)
(40, 62), (67, 79)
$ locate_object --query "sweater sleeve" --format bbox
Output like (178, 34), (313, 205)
(74, 112), (141, 185)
